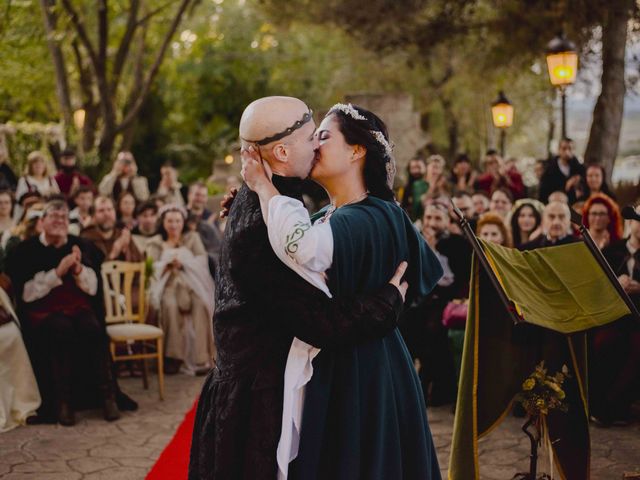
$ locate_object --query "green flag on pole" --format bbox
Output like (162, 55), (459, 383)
(449, 240), (630, 480)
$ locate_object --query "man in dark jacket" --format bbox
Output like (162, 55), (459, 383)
(189, 97), (406, 480)
(594, 208), (640, 425)
(7, 200), (120, 426)
(401, 202), (472, 405)
(538, 138), (586, 204)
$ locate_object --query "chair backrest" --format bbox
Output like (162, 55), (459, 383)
(101, 261), (146, 324)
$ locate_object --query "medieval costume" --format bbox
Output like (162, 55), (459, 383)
(592, 238), (640, 424)
(188, 177), (403, 480)
(146, 231), (215, 375)
(98, 172), (150, 203)
(81, 225), (144, 262)
(6, 234), (122, 423)
(265, 194), (443, 480)
(0, 287), (41, 432)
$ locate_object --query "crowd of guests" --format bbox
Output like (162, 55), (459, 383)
(0, 148), (229, 429)
(398, 137), (640, 427)
(0, 136), (638, 432)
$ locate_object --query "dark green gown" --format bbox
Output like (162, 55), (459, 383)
(289, 196), (444, 480)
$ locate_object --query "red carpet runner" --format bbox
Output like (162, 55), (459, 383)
(146, 399), (198, 480)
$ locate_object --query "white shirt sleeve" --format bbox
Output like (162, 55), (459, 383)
(268, 196), (333, 273)
(74, 266), (98, 296)
(266, 195), (333, 297)
(23, 269), (63, 303)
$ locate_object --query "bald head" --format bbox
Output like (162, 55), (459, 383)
(543, 201), (571, 241)
(239, 96), (317, 179)
(240, 96), (309, 144)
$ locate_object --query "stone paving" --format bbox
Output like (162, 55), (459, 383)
(1, 373), (639, 479)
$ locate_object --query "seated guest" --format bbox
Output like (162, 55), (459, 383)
(422, 154), (449, 198)
(156, 161), (186, 207)
(477, 212), (513, 247)
(548, 190), (569, 204)
(449, 153), (478, 194)
(146, 205), (215, 375)
(0, 203), (45, 272)
(538, 137), (585, 204)
(578, 163), (616, 201)
(0, 286), (41, 432)
(14, 151), (60, 221)
(450, 191), (476, 234)
(401, 202), (471, 406)
(582, 193), (623, 250)
(186, 212), (222, 275)
(521, 201), (577, 250)
(68, 186), (94, 236)
(81, 196), (143, 262)
(509, 199), (543, 249)
(474, 149), (524, 200)
(116, 191), (137, 230)
(489, 187), (513, 219)
(98, 151), (149, 203)
(131, 201), (158, 253)
(594, 206), (640, 425)
(54, 148), (93, 200)
(0, 151), (18, 191)
(400, 156), (427, 220)
(2, 191), (41, 246)
(187, 181), (213, 222)
(6, 200), (120, 425)
(0, 189), (15, 236)
(527, 159), (547, 200)
(471, 191), (490, 218)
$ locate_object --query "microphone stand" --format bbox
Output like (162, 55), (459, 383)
(451, 202), (524, 325)
(569, 209), (640, 322)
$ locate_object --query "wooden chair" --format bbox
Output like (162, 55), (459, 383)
(101, 261), (164, 400)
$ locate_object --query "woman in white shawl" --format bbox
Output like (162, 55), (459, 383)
(0, 286), (41, 432)
(146, 205), (215, 375)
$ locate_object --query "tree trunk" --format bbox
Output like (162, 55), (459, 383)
(98, 127), (117, 167)
(583, 0), (632, 179)
(39, 0), (73, 127)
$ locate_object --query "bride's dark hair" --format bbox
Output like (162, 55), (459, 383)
(327, 105), (395, 202)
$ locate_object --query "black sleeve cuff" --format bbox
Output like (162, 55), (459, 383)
(378, 283), (404, 318)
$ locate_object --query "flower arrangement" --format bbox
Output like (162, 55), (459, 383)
(512, 362), (571, 480)
(516, 362), (569, 417)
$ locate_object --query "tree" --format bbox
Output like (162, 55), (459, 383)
(583, 0), (635, 176)
(257, 0), (640, 176)
(39, 0), (197, 164)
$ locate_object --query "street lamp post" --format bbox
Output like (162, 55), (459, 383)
(491, 91), (514, 158)
(546, 33), (578, 139)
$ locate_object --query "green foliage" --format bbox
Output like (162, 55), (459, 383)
(3, 0), (637, 181)
(0, 0), (58, 123)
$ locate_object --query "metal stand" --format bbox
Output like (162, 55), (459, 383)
(512, 417), (552, 480)
(560, 86), (567, 139)
(451, 202), (524, 325)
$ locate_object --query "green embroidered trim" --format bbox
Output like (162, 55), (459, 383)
(285, 221), (311, 255)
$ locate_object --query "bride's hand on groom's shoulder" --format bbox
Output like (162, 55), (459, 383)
(219, 188), (238, 219)
(388, 261), (409, 302)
